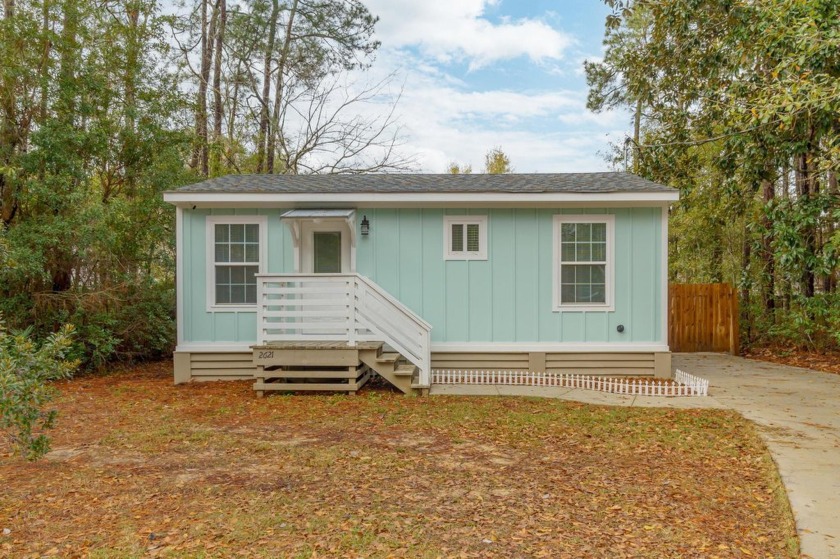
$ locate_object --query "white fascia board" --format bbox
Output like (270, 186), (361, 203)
(163, 191), (680, 207)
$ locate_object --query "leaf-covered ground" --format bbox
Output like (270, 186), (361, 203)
(744, 347), (840, 376)
(1, 362), (798, 558)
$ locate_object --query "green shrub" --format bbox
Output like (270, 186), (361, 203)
(0, 279), (176, 371)
(61, 281), (176, 369)
(0, 197), (177, 370)
(765, 293), (840, 351)
(0, 319), (78, 460)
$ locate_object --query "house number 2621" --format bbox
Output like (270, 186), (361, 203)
(258, 351), (274, 359)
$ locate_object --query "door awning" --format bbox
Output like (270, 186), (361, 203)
(280, 209), (357, 258)
(280, 209), (355, 219)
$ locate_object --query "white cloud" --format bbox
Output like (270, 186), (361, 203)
(406, 88), (580, 122)
(346, 50), (629, 173)
(331, 4), (626, 173)
(363, 0), (572, 69)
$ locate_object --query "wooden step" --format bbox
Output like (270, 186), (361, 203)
(394, 364), (416, 377)
(359, 351), (416, 394)
(262, 369), (359, 379)
(376, 352), (400, 363)
(254, 381), (355, 392)
(410, 370), (430, 392)
(254, 365), (372, 396)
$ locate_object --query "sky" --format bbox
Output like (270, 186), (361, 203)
(356, 0), (628, 173)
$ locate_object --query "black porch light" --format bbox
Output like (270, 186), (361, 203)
(361, 215), (370, 236)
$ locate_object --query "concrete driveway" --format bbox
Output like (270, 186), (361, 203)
(675, 353), (840, 559)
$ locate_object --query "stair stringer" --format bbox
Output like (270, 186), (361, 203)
(359, 348), (418, 395)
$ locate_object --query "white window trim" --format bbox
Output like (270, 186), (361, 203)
(443, 215), (488, 261)
(205, 215), (268, 312)
(553, 214), (615, 312)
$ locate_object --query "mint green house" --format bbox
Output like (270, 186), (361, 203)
(163, 173), (679, 395)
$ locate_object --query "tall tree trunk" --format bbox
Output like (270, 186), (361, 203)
(778, 161), (792, 307)
(1, 0), (19, 224)
(826, 172), (838, 293)
(51, 0), (81, 292)
(124, 5), (138, 135)
(0, 6), (14, 224)
(761, 173), (775, 314)
(191, 0), (207, 171)
(710, 229), (723, 282)
(0, 171), (14, 225)
(255, 0), (279, 173)
(226, 59), (241, 169)
(58, 1), (79, 119)
(210, 0), (225, 176)
(267, 0), (298, 174)
(796, 152), (815, 298)
(781, 163), (790, 199)
(39, 0), (50, 123)
(632, 97), (642, 173)
(121, 2), (140, 199)
(740, 230), (752, 345)
(194, 0), (217, 177)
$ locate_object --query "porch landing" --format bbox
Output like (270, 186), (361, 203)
(251, 341), (421, 396)
(253, 341), (385, 351)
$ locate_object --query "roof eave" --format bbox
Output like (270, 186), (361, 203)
(163, 191), (680, 208)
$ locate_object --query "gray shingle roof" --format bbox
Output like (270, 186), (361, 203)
(169, 173), (674, 194)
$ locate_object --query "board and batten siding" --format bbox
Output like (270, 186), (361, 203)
(179, 207), (663, 345)
(181, 208), (294, 344)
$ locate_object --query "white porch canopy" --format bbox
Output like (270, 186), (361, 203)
(280, 208), (357, 272)
(280, 209), (356, 244)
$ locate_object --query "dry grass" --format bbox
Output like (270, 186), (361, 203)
(0, 362), (798, 558)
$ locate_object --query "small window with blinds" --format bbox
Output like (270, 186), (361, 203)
(444, 216), (488, 260)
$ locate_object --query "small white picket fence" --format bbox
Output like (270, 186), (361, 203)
(431, 368), (709, 397)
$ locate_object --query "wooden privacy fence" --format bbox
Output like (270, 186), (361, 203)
(669, 283), (739, 354)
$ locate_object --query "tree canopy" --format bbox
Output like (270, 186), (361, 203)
(0, 0), (409, 369)
(173, 0), (410, 176)
(446, 147), (512, 175)
(587, 0), (840, 349)
(484, 147), (512, 174)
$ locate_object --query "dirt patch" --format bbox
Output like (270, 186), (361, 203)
(43, 447), (85, 462)
(0, 361), (799, 558)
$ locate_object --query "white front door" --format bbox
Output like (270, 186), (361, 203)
(298, 220), (353, 337)
(300, 221), (352, 273)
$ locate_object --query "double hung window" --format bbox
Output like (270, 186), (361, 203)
(554, 215), (614, 311)
(206, 216), (266, 310)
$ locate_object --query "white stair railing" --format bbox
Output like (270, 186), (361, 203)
(353, 275), (432, 386)
(256, 274), (432, 386)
